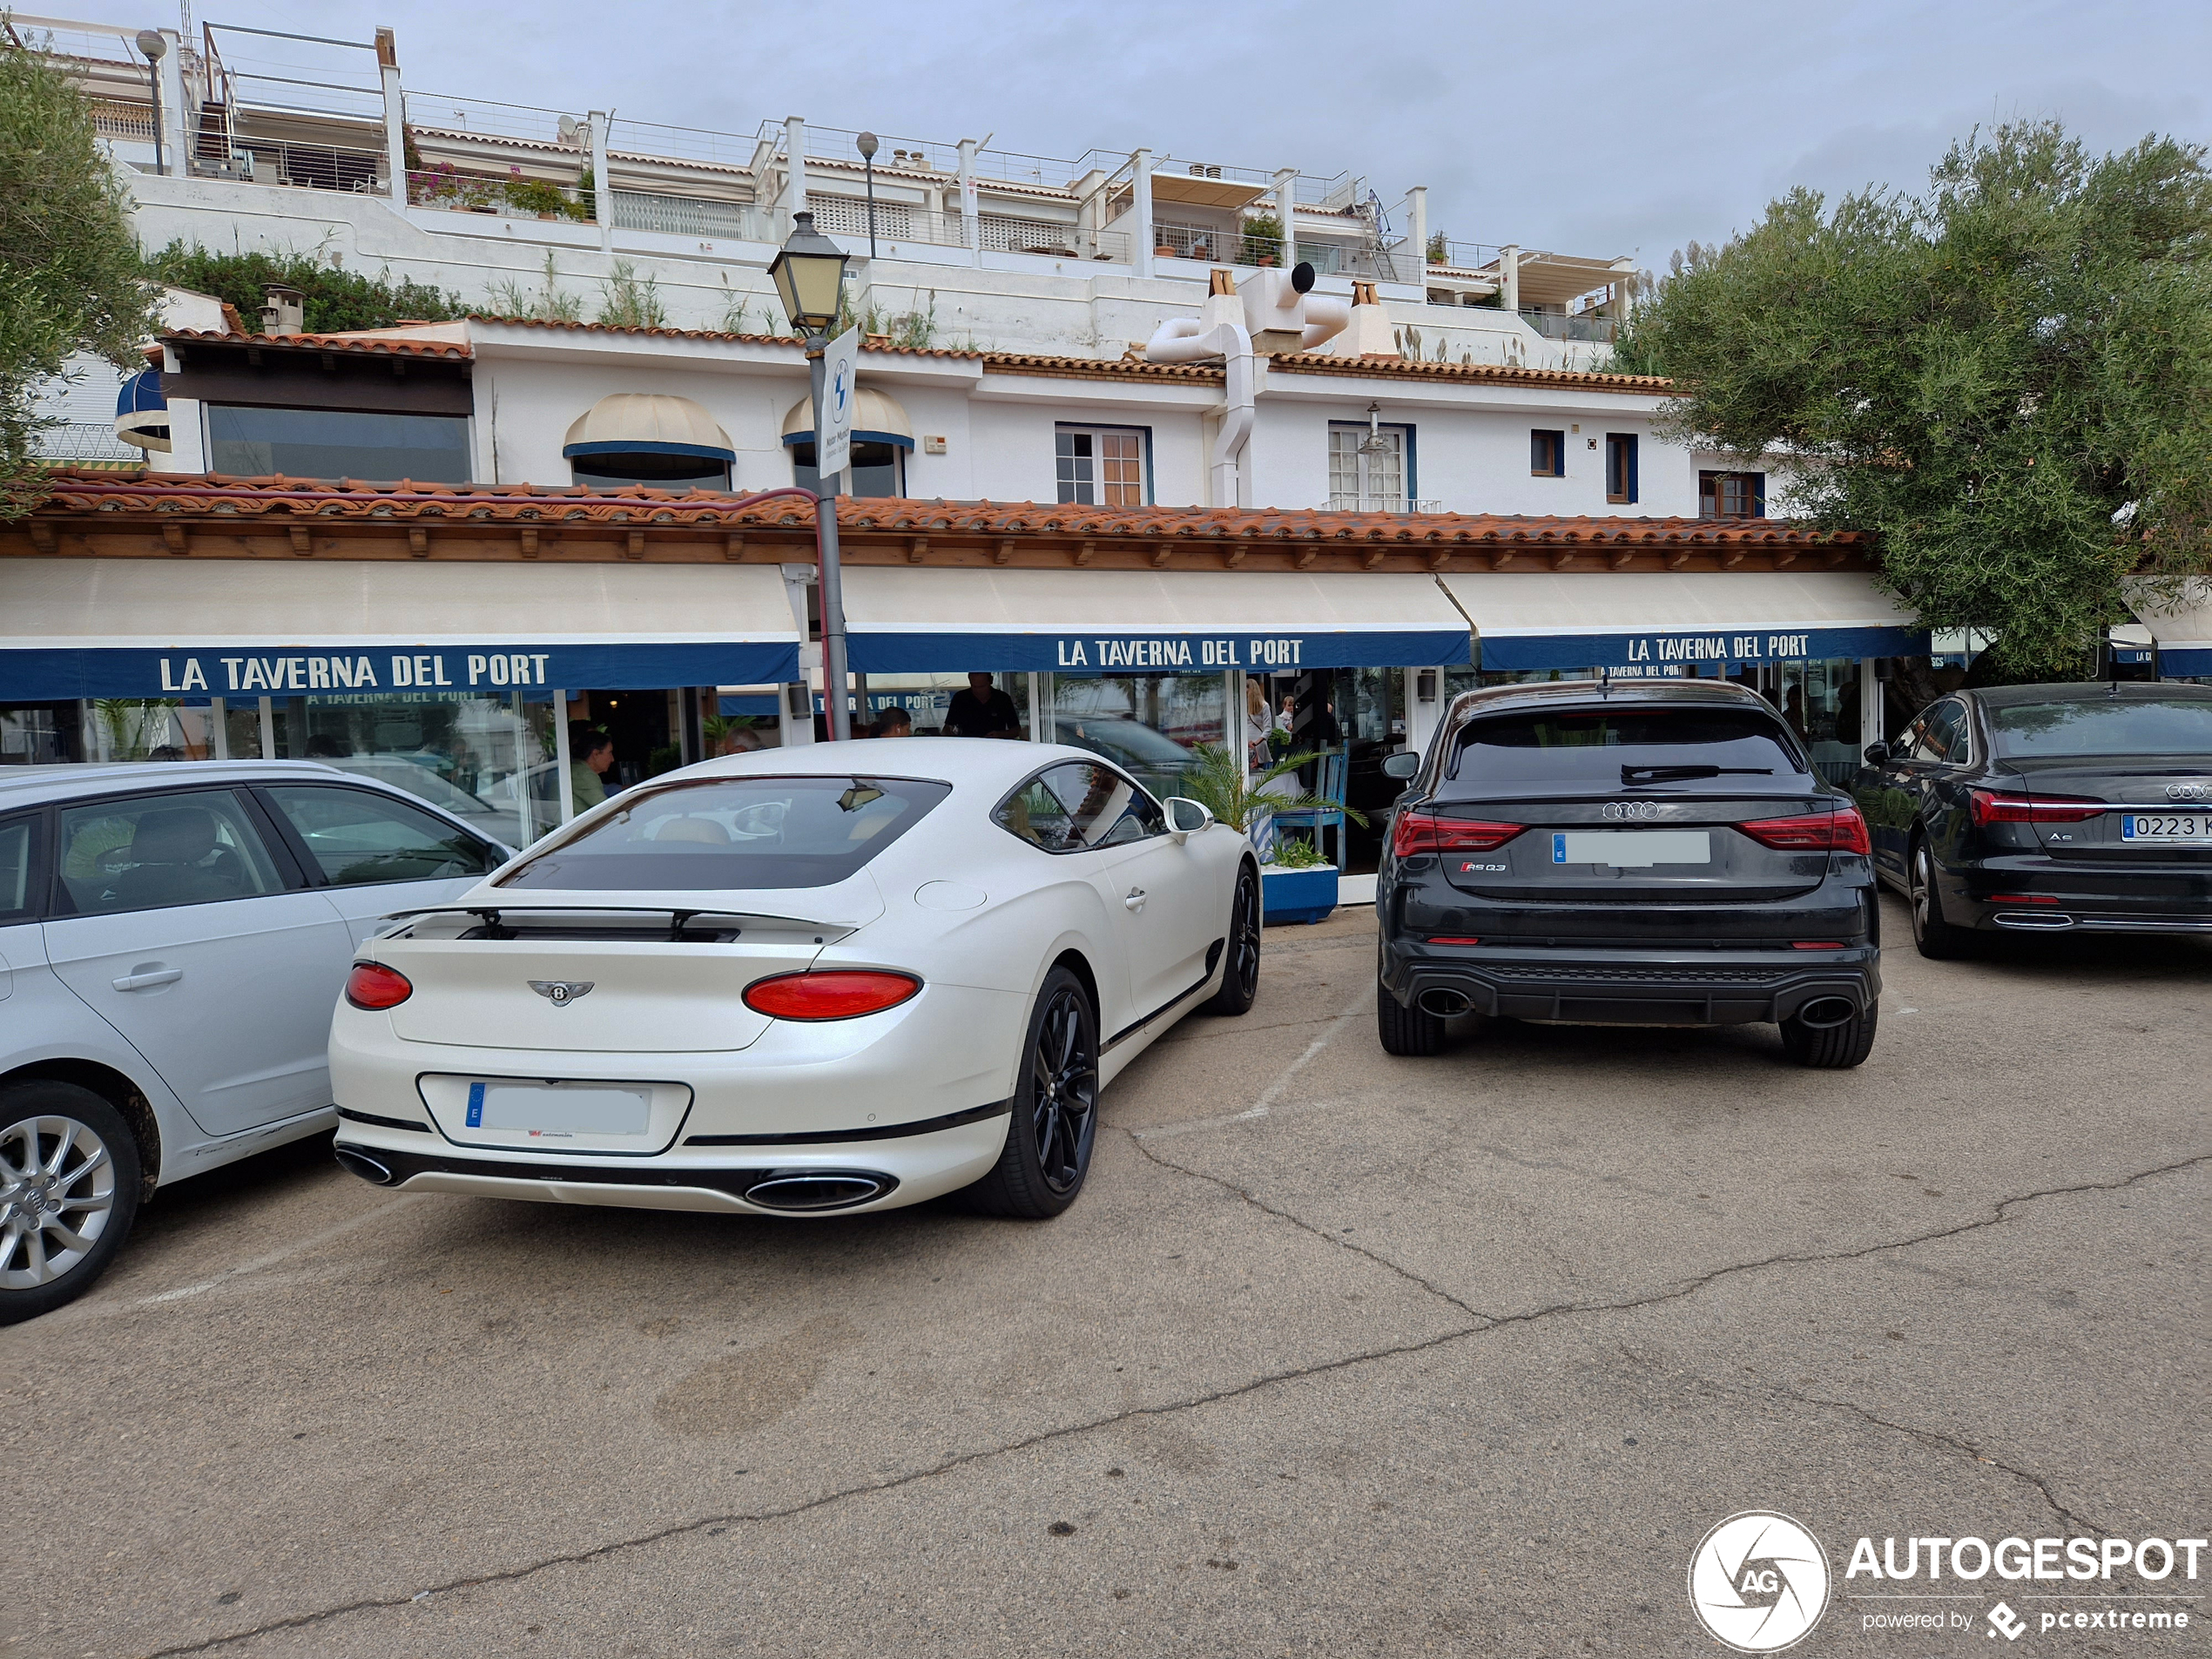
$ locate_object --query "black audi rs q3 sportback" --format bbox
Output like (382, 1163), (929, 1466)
(1851, 682), (2212, 958)
(1375, 679), (1881, 1068)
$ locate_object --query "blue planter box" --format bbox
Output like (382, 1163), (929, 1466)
(1261, 864), (1339, 926)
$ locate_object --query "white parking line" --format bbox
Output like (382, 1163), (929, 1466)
(44, 1194), (427, 1327)
(1137, 982), (1374, 1143)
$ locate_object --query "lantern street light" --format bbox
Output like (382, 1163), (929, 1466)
(134, 30), (167, 177)
(856, 131), (880, 259)
(768, 211), (857, 739)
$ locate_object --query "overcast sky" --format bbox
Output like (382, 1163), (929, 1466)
(63, 0), (2212, 269)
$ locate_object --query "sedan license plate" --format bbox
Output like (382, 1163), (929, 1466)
(464, 1081), (651, 1137)
(1552, 830), (1712, 867)
(2120, 813), (2212, 844)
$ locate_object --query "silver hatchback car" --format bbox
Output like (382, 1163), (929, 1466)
(0, 762), (509, 1321)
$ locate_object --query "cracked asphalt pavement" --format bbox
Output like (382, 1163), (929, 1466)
(5, 894), (2205, 1657)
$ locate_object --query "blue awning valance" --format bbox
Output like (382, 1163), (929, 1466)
(113, 368), (171, 452)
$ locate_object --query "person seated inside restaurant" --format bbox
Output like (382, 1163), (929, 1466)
(569, 722), (616, 814)
(869, 707), (914, 738)
(942, 672), (1022, 738)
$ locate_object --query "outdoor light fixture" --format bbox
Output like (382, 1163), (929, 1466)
(1358, 400), (1389, 455)
(135, 30), (167, 176)
(857, 131), (880, 258)
(769, 212), (851, 336)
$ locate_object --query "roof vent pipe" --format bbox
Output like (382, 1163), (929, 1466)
(260, 284), (305, 336)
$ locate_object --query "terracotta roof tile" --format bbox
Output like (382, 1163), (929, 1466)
(1264, 353), (1672, 393)
(23, 471), (1855, 549)
(160, 329), (474, 361)
(464, 315), (983, 358)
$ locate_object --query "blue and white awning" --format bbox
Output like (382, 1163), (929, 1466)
(1437, 570), (1926, 673)
(113, 368), (170, 452)
(840, 567), (1472, 674)
(0, 559), (799, 700)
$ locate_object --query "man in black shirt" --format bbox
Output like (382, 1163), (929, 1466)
(942, 672), (1022, 738)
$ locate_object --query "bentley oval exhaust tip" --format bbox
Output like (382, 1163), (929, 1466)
(1795, 995), (1858, 1030)
(741, 1171), (895, 1212)
(333, 1146), (395, 1186)
(1417, 988), (1474, 1019)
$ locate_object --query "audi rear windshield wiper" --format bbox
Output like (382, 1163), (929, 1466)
(1621, 764), (1775, 785)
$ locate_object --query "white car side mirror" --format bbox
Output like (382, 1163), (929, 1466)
(1163, 796), (1214, 838)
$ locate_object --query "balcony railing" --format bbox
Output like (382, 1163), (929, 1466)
(1324, 495), (1445, 515)
(611, 190), (771, 240)
(200, 139), (386, 193)
(1520, 309), (1617, 343)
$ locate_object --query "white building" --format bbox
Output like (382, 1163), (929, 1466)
(4, 13), (1927, 873)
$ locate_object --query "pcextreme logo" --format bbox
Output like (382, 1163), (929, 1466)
(1689, 1512), (1833, 1653)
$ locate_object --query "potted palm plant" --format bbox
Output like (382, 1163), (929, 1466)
(1176, 743), (1366, 925)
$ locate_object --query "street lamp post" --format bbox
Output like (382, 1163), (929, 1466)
(857, 132), (879, 259)
(134, 30), (167, 177)
(769, 211), (856, 741)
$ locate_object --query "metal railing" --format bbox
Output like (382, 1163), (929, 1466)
(201, 138), (386, 192)
(36, 422), (138, 464)
(408, 90), (584, 151)
(1520, 309), (1618, 343)
(611, 190), (770, 240)
(1324, 495), (1445, 515)
(1429, 239), (1506, 273)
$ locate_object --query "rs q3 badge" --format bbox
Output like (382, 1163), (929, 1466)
(529, 981), (594, 1006)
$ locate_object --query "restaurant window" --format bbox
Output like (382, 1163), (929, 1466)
(1605, 433), (1639, 503)
(1055, 427), (1148, 507)
(1042, 674), (1224, 804)
(791, 440), (904, 500)
(1530, 429), (1566, 478)
(206, 406), (471, 484)
(1327, 423), (1412, 512)
(1699, 470), (1765, 519)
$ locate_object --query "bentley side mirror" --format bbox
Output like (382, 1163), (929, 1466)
(1380, 750), (1420, 779)
(1163, 796), (1214, 839)
(1863, 741), (1891, 765)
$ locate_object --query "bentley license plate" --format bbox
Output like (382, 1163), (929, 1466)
(2120, 813), (2212, 844)
(464, 1081), (651, 1136)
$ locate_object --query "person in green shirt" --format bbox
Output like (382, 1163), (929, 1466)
(569, 722), (615, 814)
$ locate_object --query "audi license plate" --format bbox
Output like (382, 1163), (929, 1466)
(463, 1081), (651, 1137)
(1552, 830), (1712, 867)
(2120, 813), (2212, 844)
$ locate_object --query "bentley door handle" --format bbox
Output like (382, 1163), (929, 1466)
(112, 967), (183, 991)
(1123, 888), (1147, 912)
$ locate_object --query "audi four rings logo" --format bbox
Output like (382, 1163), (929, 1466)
(528, 981), (594, 1006)
(1603, 800), (1666, 820)
(2164, 781), (2211, 801)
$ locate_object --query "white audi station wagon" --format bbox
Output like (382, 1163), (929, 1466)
(327, 739), (1260, 1222)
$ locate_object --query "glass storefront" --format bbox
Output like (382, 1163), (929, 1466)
(1042, 673), (1224, 803)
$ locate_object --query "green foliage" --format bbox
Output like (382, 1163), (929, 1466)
(595, 260), (668, 329)
(1630, 123), (2212, 680)
(485, 252), (583, 323)
(149, 241), (464, 333)
(1239, 213), (1285, 267)
(1, 31), (160, 512)
(1175, 742), (1368, 835)
(1426, 230), (1447, 265)
(499, 169), (587, 219)
(833, 289), (939, 349)
(1268, 834), (1329, 869)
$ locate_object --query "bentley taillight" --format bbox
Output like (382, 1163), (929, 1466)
(343, 962), (414, 1010)
(743, 970), (921, 1021)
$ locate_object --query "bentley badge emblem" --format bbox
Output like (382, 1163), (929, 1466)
(529, 980), (594, 1006)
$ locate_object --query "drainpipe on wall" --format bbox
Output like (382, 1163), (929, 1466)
(1146, 274), (1254, 508)
(1406, 185), (1428, 283)
(590, 110), (612, 253)
(1273, 167), (1297, 271)
(957, 138), (981, 266)
(375, 29), (406, 205)
(1131, 149), (1155, 280)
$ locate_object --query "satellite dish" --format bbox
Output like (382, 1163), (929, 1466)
(557, 114), (581, 145)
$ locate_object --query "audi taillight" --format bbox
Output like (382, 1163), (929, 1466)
(743, 970), (921, 1021)
(1969, 789), (2104, 827)
(343, 962), (414, 1010)
(1391, 810), (1525, 859)
(1737, 808), (1871, 857)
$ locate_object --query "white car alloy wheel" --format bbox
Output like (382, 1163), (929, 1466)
(1, 1116), (118, 1286)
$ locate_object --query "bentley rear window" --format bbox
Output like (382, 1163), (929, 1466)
(497, 775), (949, 891)
(1446, 708), (1805, 789)
(1988, 698), (2212, 758)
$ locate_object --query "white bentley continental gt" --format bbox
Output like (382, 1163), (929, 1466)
(327, 739), (1260, 1218)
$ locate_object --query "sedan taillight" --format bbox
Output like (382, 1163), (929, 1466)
(344, 962), (414, 1010)
(743, 970), (921, 1021)
(1737, 808), (1871, 856)
(1391, 810), (1526, 859)
(1970, 789), (2104, 826)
